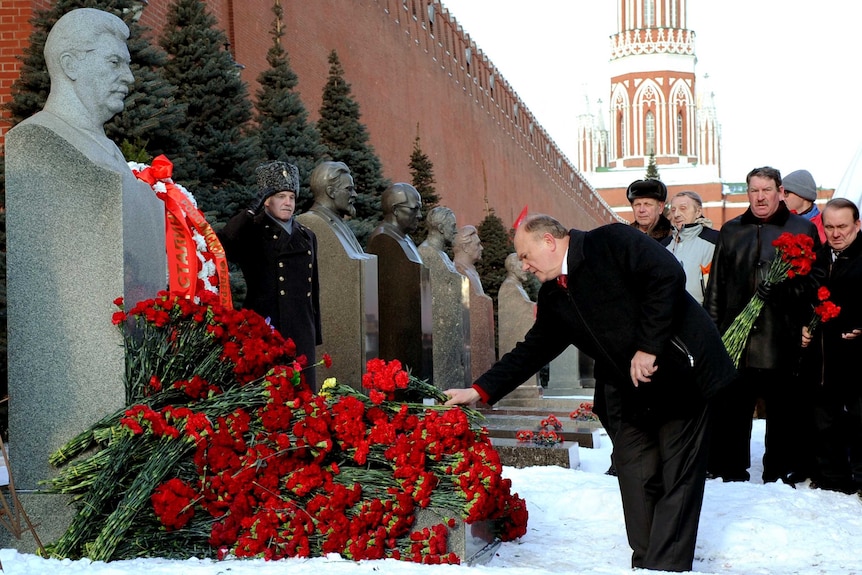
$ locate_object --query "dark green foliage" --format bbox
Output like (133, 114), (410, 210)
(5, 0), (192, 174)
(476, 209), (515, 353)
(476, 208), (514, 307)
(159, 0), (262, 224)
(646, 153), (660, 180)
(119, 138), (152, 164)
(251, 2), (328, 214)
(317, 50), (390, 247)
(408, 132), (440, 245)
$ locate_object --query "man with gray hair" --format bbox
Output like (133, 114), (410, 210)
(665, 190), (718, 305)
(445, 214), (735, 572)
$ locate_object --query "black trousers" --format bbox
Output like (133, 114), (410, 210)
(813, 382), (862, 491)
(708, 367), (803, 482)
(614, 404), (711, 572)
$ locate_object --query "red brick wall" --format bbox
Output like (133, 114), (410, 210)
(0, 1), (44, 140)
(2, 0), (616, 230)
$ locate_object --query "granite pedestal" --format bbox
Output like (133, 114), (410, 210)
(418, 246), (470, 389)
(297, 209), (379, 388)
(4, 122), (166, 549)
(367, 231), (433, 382)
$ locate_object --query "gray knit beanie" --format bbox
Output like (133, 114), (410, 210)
(782, 169), (817, 202)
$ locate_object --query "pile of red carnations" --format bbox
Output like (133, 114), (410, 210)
(515, 414), (565, 446)
(45, 291), (527, 564)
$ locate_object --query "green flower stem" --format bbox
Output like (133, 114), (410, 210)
(722, 297), (765, 368)
(87, 437), (194, 562)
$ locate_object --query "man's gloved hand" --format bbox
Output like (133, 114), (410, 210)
(755, 281), (774, 302)
(247, 190), (267, 216)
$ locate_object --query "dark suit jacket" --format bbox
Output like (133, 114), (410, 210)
(474, 223), (735, 423)
(802, 234), (862, 387)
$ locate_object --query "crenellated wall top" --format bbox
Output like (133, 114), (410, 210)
(379, 0), (617, 224)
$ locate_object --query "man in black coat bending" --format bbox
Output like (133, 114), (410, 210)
(445, 214), (735, 572)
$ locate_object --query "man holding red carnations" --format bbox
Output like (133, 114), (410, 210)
(703, 166), (821, 485)
(800, 198), (862, 495)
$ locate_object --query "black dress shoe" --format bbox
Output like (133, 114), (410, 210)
(780, 476), (798, 489)
(784, 471), (809, 485)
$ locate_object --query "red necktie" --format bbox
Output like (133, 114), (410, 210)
(556, 274), (568, 289)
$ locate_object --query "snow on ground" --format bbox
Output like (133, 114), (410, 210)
(2, 419), (861, 575)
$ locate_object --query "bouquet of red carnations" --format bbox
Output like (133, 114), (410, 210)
(722, 232), (816, 367)
(807, 286), (841, 335)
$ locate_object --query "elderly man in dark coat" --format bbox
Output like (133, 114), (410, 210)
(219, 161), (322, 389)
(704, 166), (820, 484)
(801, 198), (862, 494)
(445, 214), (735, 572)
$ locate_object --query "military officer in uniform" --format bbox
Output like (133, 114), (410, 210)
(219, 161), (322, 389)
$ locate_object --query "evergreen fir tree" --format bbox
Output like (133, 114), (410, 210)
(645, 153), (660, 180)
(408, 131), (440, 245)
(251, 1), (327, 213)
(4, 0), (191, 173)
(475, 208), (515, 353)
(159, 0), (262, 223)
(317, 50), (390, 246)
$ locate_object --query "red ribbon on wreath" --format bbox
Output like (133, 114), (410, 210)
(134, 155), (232, 308)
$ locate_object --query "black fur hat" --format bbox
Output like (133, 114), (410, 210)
(626, 178), (667, 203)
(256, 161), (300, 198)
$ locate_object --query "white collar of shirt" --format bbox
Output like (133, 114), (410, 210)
(560, 246), (569, 275)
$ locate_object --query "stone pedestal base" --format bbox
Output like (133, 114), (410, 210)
(491, 437), (581, 469)
(414, 508), (500, 564)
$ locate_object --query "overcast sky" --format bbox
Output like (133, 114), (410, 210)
(441, 1), (862, 189)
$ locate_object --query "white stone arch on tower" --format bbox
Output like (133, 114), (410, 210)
(610, 84), (631, 161)
(632, 79), (666, 158)
(669, 78), (695, 157)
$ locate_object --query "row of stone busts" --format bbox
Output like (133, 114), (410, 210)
(298, 172), (536, 391)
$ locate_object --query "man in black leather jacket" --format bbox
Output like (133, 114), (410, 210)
(703, 166), (820, 483)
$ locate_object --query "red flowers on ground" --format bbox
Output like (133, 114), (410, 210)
(47, 295), (528, 564)
(569, 401), (600, 422)
(151, 478), (198, 531)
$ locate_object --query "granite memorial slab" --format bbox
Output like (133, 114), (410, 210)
(4, 8), (167, 549)
(366, 184), (433, 381)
